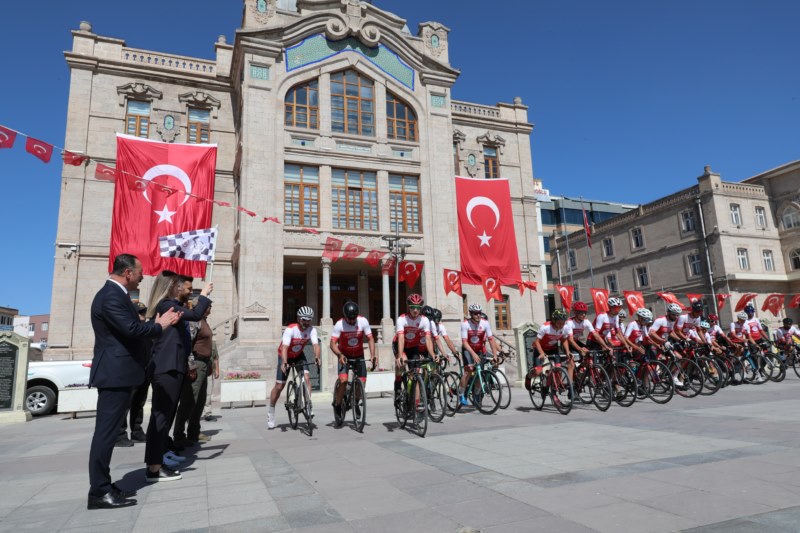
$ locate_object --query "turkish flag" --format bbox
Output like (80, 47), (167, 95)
(302, 227), (320, 234)
(262, 216), (280, 224)
(109, 134), (217, 277)
(761, 294), (784, 316)
(26, 137), (53, 163)
(381, 257), (396, 275)
(717, 293), (730, 311)
(215, 200), (231, 207)
(657, 292), (687, 310)
(686, 293), (703, 304)
(734, 293), (757, 312)
(556, 284), (574, 311)
(342, 243), (365, 260)
(399, 261), (422, 288)
(518, 280), (537, 296)
(456, 177), (521, 285)
(322, 236), (343, 262)
(0, 125), (17, 149)
(62, 150), (88, 166)
(481, 276), (504, 302)
(238, 206), (257, 217)
(623, 290), (645, 315)
(364, 250), (386, 267)
(95, 163), (118, 182)
(789, 294), (800, 308)
(443, 269), (462, 297)
(583, 207), (592, 248)
(591, 288), (610, 314)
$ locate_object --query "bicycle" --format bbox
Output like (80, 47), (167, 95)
(605, 349), (638, 408)
(661, 348), (704, 398)
(740, 345), (768, 385)
(333, 357), (374, 432)
(455, 354), (503, 415)
(528, 354), (573, 415)
(572, 351), (613, 412)
(421, 357), (447, 423)
(627, 352), (674, 404)
(394, 358), (429, 437)
(492, 352), (513, 410)
(284, 360), (317, 436)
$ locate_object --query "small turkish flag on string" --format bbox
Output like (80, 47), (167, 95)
(657, 292), (688, 310)
(302, 227), (320, 234)
(686, 293), (703, 304)
(62, 150), (88, 166)
(0, 125), (17, 149)
(238, 206), (257, 217)
(399, 261), (422, 288)
(95, 163), (118, 182)
(482, 276), (504, 302)
(518, 280), (538, 296)
(623, 290), (645, 315)
(716, 293), (730, 311)
(734, 293), (757, 312)
(443, 269), (462, 297)
(322, 236), (343, 262)
(262, 216), (280, 224)
(555, 284), (574, 311)
(364, 250), (386, 267)
(381, 256), (396, 275)
(25, 137), (54, 163)
(788, 294), (800, 308)
(342, 243), (365, 260)
(215, 200), (231, 207)
(591, 288), (610, 314)
(761, 294), (784, 316)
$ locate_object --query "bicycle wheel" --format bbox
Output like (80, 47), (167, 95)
(728, 356), (744, 385)
(394, 379), (408, 429)
(573, 366), (595, 405)
(285, 382), (299, 430)
(443, 372), (460, 416)
(299, 380), (313, 436)
(589, 365), (613, 412)
(473, 370), (502, 415)
(412, 374), (428, 437)
(493, 369), (512, 410)
(697, 357), (721, 396)
(427, 374), (447, 423)
(612, 363), (637, 408)
(673, 358), (703, 398)
(713, 357), (730, 388)
(351, 378), (366, 433)
(529, 374), (546, 410)
(644, 361), (674, 404)
(549, 366), (573, 415)
(790, 351), (800, 379)
(763, 353), (785, 382)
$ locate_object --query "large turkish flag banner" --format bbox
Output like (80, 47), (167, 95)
(109, 134), (217, 277)
(591, 288), (609, 314)
(761, 294), (784, 316)
(456, 177), (521, 285)
(555, 284), (574, 311)
(623, 290), (645, 315)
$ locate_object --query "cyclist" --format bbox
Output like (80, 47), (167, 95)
(697, 320), (724, 355)
(774, 318), (800, 349)
(708, 314), (733, 352)
(394, 293), (434, 382)
(267, 306), (321, 429)
(564, 301), (612, 358)
(330, 301), (376, 415)
(675, 301), (705, 344)
(594, 297), (627, 350)
(617, 310), (627, 333)
(418, 306), (441, 365)
(728, 311), (753, 355)
(460, 303), (499, 405)
(624, 308), (653, 359)
(743, 303), (768, 347)
(431, 308), (459, 360)
(525, 309), (571, 390)
(648, 303), (684, 386)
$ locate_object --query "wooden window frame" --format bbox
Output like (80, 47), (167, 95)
(389, 174), (422, 233)
(386, 92), (418, 142)
(332, 168), (378, 231)
(125, 100), (150, 138)
(494, 295), (511, 330)
(483, 146), (499, 179)
(284, 165), (320, 227)
(187, 107), (211, 144)
(331, 70), (375, 136)
(284, 80), (319, 129)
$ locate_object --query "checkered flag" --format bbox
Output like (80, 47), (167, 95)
(159, 227), (217, 262)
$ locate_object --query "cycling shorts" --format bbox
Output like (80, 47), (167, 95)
(338, 358), (367, 382)
(276, 354), (308, 383)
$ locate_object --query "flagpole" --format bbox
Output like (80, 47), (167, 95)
(580, 197), (595, 288)
(206, 225), (218, 282)
(558, 200), (574, 286)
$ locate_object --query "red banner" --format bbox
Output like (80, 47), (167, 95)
(399, 261), (422, 288)
(0, 125), (16, 149)
(556, 284), (574, 311)
(789, 294), (800, 309)
(591, 288), (609, 314)
(109, 134), (217, 277)
(623, 290), (645, 315)
(455, 177), (521, 285)
(717, 293), (730, 311)
(761, 294), (784, 316)
(482, 276), (504, 302)
(583, 207), (592, 248)
(322, 236), (343, 262)
(364, 250), (386, 267)
(62, 150), (88, 166)
(657, 292), (687, 310)
(443, 269), (462, 297)
(734, 293), (757, 312)
(95, 163), (117, 182)
(342, 243), (365, 260)
(686, 293), (703, 304)
(381, 257), (396, 275)
(25, 137), (53, 163)
(518, 280), (538, 296)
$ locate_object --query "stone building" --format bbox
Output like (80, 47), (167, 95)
(48, 0), (546, 388)
(552, 165), (800, 327)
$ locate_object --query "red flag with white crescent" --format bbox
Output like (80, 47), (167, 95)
(518, 280), (538, 296)
(556, 284), (574, 311)
(364, 250), (386, 267)
(481, 276), (504, 302)
(716, 293), (730, 311)
(591, 288), (609, 314)
(623, 290), (645, 315)
(62, 150), (88, 166)
(0, 125), (17, 149)
(789, 294), (800, 308)
(95, 163), (118, 182)
(734, 293), (757, 312)
(686, 293), (703, 304)
(443, 269), (462, 297)
(109, 134), (217, 277)
(761, 294), (784, 316)
(322, 236), (343, 262)
(342, 243), (365, 260)
(657, 292), (688, 310)
(399, 261), (422, 288)
(456, 177), (521, 285)
(25, 137), (54, 163)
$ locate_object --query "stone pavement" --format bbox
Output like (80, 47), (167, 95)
(1, 378), (800, 533)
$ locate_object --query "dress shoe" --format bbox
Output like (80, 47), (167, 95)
(145, 467), (182, 483)
(130, 429), (146, 442)
(114, 436), (134, 448)
(87, 491), (137, 510)
(111, 483), (137, 498)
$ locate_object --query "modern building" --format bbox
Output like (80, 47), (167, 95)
(552, 165), (800, 327)
(13, 314), (50, 348)
(0, 306), (19, 332)
(48, 1), (546, 388)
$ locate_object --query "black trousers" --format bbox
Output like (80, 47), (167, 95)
(174, 358), (210, 440)
(144, 371), (183, 465)
(120, 378), (150, 437)
(88, 386), (132, 496)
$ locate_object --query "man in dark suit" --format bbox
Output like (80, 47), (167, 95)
(88, 254), (180, 510)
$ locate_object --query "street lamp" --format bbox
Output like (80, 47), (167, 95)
(381, 226), (410, 323)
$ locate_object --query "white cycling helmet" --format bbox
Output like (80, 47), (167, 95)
(737, 311), (748, 320)
(618, 310), (627, 319)
(636, 308), (653, 321)
(699, 321), (710, 329)
(666, 303), (682, 315)
(468, 303), (483, 313)
(608, 297), (624, 308)
(297, 306), (314, 320)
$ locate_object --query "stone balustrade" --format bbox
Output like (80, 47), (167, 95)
(122, 48), (216, 76)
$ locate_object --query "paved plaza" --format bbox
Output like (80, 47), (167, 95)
(1, 378), (800, 533)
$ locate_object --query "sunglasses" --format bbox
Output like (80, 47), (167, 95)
(409, 305), (421, 310)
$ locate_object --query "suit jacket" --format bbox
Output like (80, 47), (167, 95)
(90, 280), (163, 388)
(148, 295), (211, 376)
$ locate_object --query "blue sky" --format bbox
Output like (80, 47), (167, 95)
(1, 0), (798, 314)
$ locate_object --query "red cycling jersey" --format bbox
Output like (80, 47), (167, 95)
(461, 318), (494, 353)
(331, 316), (372, 358)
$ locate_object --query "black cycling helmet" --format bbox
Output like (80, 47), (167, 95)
(421, 305), (434, 319)
(784, 317), (793, 326)
(432, 308), (442, 323)
(343, 301), (359, 320)
(551, 309), (568, 322)
(691, 301), (703, 312)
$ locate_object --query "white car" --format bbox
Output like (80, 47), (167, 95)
(26, 360), (92, 416)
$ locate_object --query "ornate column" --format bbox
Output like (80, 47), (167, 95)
(380, 258), (394, 342)
(321, 257), (332, 326)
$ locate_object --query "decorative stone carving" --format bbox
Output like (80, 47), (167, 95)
(324, 8), (381, 48)
(420, 24), (448, 58)
(477, 131), (507, 155)
(464, 150), (482, 178)
(116, 82), (162, 107)
(154, 110), (180, 142)
(440, 304), (459, 315)
(452, 129), (466, 144)
(250, 0), (278, 25)
(245, 301), (268, 314)
(178, 90), (222, 118)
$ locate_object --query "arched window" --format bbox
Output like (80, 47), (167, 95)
(782, 205), (800, 229)
(386, 92), (417, 142)
(331, 70), (374, 136)
(791, 249), (800, 270)
(284, 80), (319, 129)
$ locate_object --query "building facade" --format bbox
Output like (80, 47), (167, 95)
(12, 314), (50, 348)
(0, 307), (19, 332)
(48, 1), (546, 385)
(553, 165), (800, 327)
